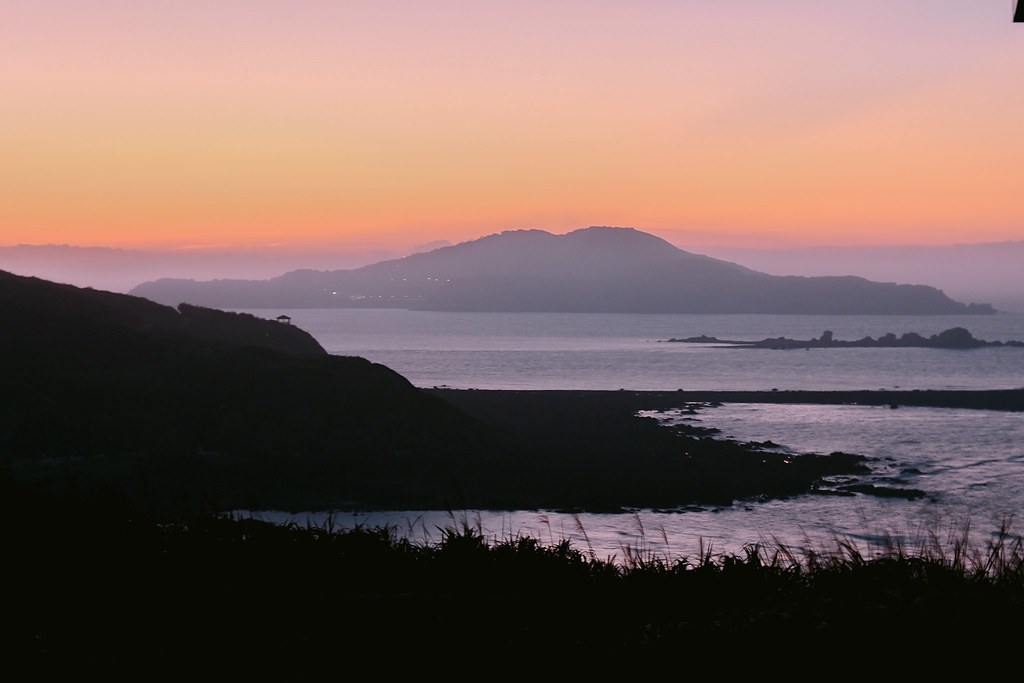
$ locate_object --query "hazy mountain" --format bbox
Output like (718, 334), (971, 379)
(131, 226), (996, 314)
(701, 242), (1024, 313)
(0, 244), (398, 294)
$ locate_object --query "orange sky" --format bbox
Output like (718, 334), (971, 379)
(2, 1), (1022, 253)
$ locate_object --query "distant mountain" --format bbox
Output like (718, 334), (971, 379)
(0, 243), (397, 294)
(699, 241), (1024, 314)
(131, 227), (996, 314)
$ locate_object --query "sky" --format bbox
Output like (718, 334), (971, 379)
(2, 1), (1023, 254)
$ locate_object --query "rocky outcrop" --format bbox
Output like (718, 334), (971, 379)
(664, 327), (1023, 349)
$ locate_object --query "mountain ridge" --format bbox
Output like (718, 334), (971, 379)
(130, 226), (996, 314)
(699, 240), (1024, 313)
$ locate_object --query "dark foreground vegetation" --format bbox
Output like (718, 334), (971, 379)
(5, 270), (1024, 671)
(5, 475), (1023, 672)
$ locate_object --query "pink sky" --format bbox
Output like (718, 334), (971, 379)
(2, 1), (1022, 253)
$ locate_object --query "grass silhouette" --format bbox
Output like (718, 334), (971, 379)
(4, 474), (1022, 672)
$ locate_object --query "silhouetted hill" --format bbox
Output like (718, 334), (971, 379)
(0, 270), (327, 358)
(130, 227), (996, 314)
(2, 269), (879, 516)
(0, 270), (509, 515)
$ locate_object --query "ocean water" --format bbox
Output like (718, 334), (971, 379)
(251, 308), (1024, 391)
(236, 308), (1024, 561)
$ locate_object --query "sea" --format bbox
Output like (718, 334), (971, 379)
(235, 308), (1024, 564)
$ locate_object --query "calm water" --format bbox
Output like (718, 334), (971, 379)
(251, 308), (1024, 391)
(237, 308), (1024, 562)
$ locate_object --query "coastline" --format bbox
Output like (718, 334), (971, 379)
(384, 386), (1018, 511)
(425, 387), (1024, 413)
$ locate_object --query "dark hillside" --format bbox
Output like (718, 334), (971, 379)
(1, 270), (896, 516)
(0, 270), (325, 357)
(0, 270), (502, 515)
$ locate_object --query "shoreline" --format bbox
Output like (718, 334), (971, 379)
(425, 387), (1024, 412)
(399, 387), (1021, 511)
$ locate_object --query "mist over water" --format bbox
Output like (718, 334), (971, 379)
(239, 309), (1024, 560)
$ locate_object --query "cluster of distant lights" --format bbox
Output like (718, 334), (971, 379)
(325, 275), (451, 299)
(385, 277), (451, 282)
(327, 293), (426, 299)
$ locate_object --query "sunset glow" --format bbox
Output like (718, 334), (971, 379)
(3, 1), (1022, 252)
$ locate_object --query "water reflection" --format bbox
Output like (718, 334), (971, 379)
(241, 403), (1023, 564)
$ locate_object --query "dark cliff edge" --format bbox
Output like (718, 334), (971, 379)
(129, 227), (997, 315)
